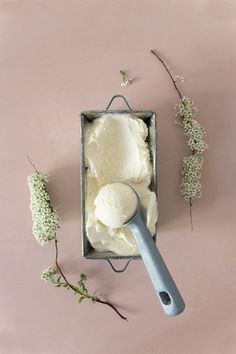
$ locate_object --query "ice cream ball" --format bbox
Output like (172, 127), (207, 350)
(94, 183), (138, 228)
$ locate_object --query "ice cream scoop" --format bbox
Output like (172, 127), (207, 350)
(94, 183), (185, 316)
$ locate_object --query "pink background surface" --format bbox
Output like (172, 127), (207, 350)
(1, 1), (236, 353)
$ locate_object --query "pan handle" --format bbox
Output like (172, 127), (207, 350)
(106, 95), (132, 111)
(106, 258), (133, 273)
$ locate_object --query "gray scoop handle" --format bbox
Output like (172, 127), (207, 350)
(128, 212), (185, 316)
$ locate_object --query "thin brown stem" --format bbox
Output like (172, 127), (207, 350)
(94, 298), (127, 321)
(54, 239), (77, 292)
(27, 156), (39, 173)
(190, 152), (195, 232)
(189, 199), (193, 232)
(54, 240), (127, 321)
(150, 49), (183, 100)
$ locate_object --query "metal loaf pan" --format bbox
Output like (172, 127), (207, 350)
(80, 95), (157, 262)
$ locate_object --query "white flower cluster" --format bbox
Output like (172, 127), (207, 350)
(176, 97), (208, 154)
(41, 266), (58, 282)
(187, 137), (208, 154)
(28, 173), (59, 245)
(180, 155), (203, 200)
(175, 97), (207, 201)
(176, 96), (197, 121)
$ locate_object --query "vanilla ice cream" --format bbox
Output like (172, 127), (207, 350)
(85, 113), (157, 256)
(94, 183), (138, 228)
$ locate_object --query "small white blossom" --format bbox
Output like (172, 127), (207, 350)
(174, 75), (184, 83)
(120, 70), (132, 87)
(121, 80), (132, 87)
(41, 267), (58, 282)
(188, 138), (208, 153)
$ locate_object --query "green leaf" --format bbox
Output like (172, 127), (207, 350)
(81, 284), (88, 294)
(80, 274), (87, 282)
(78, 296), (86, 303)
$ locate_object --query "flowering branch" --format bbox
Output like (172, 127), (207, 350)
(28, 163), (127, 321)
(150, 50), (208, 230)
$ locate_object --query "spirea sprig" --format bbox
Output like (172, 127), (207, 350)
(27, 161), (127, 320)
(175, 97), (208, 201)
(28, 173), (59, 245)
(151, 50), (208, 230)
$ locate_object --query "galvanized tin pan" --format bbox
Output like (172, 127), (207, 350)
(80, 95), (157, 272)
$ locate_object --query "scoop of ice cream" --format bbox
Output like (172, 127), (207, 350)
(94, 183), (138, 228)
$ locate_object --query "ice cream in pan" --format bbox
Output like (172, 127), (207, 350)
(85, 113), (157, 256)
(85, 113), (185, 315)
